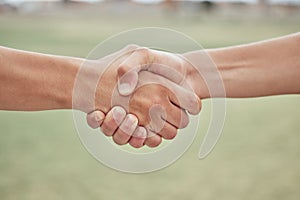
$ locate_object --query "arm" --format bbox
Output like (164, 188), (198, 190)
(0, 46), (79, 111)
(0, 46), (198, 148)
(89, 33), (300, 146)
(110, 33), (300, 99)
(184, 32), (300, 99)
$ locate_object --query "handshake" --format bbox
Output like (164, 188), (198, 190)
(1, 32), (297, 151)
(73, 45), (206, 149)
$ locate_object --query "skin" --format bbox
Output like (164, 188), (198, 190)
(1, 33), (299, 149)
(88, 32), (300, 147)
(0, 45), (201, 148)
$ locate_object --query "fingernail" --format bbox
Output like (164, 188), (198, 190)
(95, 112), (102, 122)
(135, 127), (146, 139)
(112, 107), (125, 124)
(119, 83), (132, 95)
(120, 115), (136, 133)
(127, 114), (138, 124)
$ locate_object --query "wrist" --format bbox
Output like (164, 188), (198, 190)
(183, 48), (248, 99)
(50, 56), (83, 110)
(182, 51), (213, 99)
(205, 48), (243, 98)
(70, 59), (106, 113)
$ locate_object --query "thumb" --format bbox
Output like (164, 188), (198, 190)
(117, 67), (139, 96)
(117, 48), (149, 96)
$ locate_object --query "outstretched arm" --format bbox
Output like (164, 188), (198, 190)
(109, 33), (300, 99)
(0, 46), (79, 111)
(185, 32), (300, 99)
(88, 33), (300, 146)
(0, 46), (199, 148)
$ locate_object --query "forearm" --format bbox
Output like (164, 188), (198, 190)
(184, 33), (300, 99)
(0, 46), (81, 111)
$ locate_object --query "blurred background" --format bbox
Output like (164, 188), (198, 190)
(0, 0), (300, 200)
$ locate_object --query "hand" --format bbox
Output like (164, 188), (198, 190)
(116, 45), (188, 96)
(89, 71), (197, 148)
(73, 45), (201, 147)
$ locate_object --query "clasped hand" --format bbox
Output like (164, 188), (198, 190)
(73, 45), (201, 148)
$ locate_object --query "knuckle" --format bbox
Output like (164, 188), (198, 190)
(113, 139), (124, 145)
(145, 136), (162, 148)
(101, 126), (113, 136)
(164, 131), (177, 140)
(107, 117), (118, 127)
(125, 44), (139, 51)
(188, 94), (197, 106)
(113, 134), (127, 145)
(136, 47), (152, 62)
(100, 121), (117, 136)
(86, 115), (98, 129)
(118, 65), (131, 77)
(180, 112), (189, 128)
(152, 139), (162, 147)
(188, 94), (201, 114)
(136, 47), (149, 54)
(129, 140), (144, 149)
(134, 144), (144, 149)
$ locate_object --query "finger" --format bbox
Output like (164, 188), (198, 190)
(86, 110), (105, 129)
(156, 122), (178, 140)
(148, 104), (166, 133)
(138, 71), (201, 115)
(147, 53), (185, 84)
(147, 103), (185, 135)
(128, 126), (147, 148)
(164, 103), (189, 129)
(118, 47), (152, 95)
(113, 114), (138, 145)
(144, 131), (162, 148)
(118, 70), (138, 96)
(101, 106), (126, 136)
(168, 88), (201, 115)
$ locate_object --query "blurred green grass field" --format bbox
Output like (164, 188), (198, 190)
(0, 13), (300, 200)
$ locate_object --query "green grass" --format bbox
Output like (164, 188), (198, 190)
(0, 12), (300, 200)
